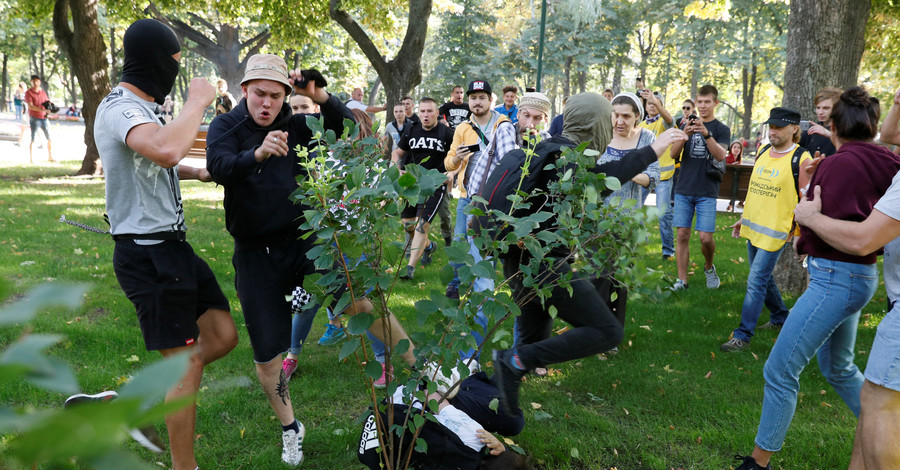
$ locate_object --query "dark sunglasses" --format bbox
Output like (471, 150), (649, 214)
(682, 106), (692, 110)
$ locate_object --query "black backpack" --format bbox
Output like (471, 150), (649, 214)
(471, 138), (572, 250)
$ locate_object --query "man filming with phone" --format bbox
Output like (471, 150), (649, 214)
(671, 84), (730, 291)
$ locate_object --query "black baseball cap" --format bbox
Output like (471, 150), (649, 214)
(764, 107), (801, 127)
(466, 79), (492, 96)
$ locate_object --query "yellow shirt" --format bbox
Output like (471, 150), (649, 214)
(640, 118), (674, 180)
(740, 145), (811, 251)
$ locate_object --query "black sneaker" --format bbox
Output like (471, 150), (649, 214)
(446, 284), (460, 300)
(399, 265), (415, 280)
(491, 349), (524, 416)
(758, 321), (783, 331)
(420, 241), (436, 267)
(733, 455), (771, 470)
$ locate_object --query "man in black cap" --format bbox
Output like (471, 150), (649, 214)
(721, 106), (812, 353)
(93, 18), (238, 470)
(442, 79), (518, 355)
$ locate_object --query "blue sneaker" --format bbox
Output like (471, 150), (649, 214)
(317, 324), (347, 346)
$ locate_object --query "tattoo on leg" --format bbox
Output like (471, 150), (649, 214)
(276, 369), (289, 406)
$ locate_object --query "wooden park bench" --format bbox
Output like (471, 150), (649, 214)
(186, 127), (208, 159)
(718, 161), (755, 212)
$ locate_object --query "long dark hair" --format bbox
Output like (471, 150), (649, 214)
(831, 87), (880, 141)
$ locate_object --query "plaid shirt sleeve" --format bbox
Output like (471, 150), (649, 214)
(467, 121), (520, 196)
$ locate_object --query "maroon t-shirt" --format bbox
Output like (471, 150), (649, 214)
(798, 141), (900, 264)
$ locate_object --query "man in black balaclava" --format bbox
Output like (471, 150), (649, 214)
(92, 18), (238, 470)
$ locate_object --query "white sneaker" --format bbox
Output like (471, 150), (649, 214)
(671, 279), (688, 291)
(705, 265), (721, 289)
(281, 422), (306, 466)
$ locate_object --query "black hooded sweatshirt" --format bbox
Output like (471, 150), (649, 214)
(206, 94), (355, 248)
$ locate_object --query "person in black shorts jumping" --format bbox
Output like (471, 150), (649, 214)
(391, 97), (455, 280)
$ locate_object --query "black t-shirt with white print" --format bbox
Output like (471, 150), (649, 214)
(397, 121), (453, 172)
(439, 102), (471, 129)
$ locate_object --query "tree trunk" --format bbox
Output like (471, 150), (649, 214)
(330, 0), (432, 116)
(612, 55), (623, 95)
(773, 0), (871, 292)
(562, 56), (572, 99)
(1, 53), (7, 112)
(577, 70), (586, 94)
(52, 0), (110, 176)
(782, 0), (871, 118)
(741, 62), (757, 140)
(109, 27), (119, 85)
(690, 64), (698, 99)
(773, 243), (808, 296)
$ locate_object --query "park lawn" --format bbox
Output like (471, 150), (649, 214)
(0, 161), (888, 470)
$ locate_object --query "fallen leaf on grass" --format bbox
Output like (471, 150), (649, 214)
(125, 354), (140, 362)
(531, 402), (542, 409)
(821, 402), (832, 408)
(639, 325), (651, 331)
(751, 352), (759, 361)
(696, 436), (702, 444)
(710, 352), (716, 360)
(704, 370), (712, 379)
(623, 408), (629, 415)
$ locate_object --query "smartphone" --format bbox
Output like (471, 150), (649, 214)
(800, 120), (811, 132)
(459, 143), (480, 153)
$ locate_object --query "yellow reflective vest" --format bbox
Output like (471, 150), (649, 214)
(740, 145), (811, 252)
(640, 118), (675, 180)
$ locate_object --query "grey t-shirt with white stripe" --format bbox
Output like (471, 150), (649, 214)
(95, 86), (186, 237)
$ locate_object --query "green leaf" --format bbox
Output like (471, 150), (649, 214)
(413, 413), (425, 429)
(346, 312), (374, 336)
(305, 115), (325, 137)
(570, 447), (580, 459)
(91, 449), (159, 470)
(548, 305), (558, 319)
(488, 398), (499, 412)
(585, 185), (598, 204)
(1, 334), (79, 394)
(339, 338), (361, 361)
(118, 352), (190, 410)
(395, 339), (410, 355)
(398, 172), (417, 188)
(604, 176), (622, 190)
(415, 437), (428, 453)
(365, 360), (382, 380)
(0, 283), (88, 326)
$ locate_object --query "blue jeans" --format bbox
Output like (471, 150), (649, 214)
(289, 251), (386, 363)
(447, 197), (471, 289)
(447, 196), (493, 360)
(732, 241), (790, 342)
(755, 256), (878, 451)
(655, 178), (675, 257)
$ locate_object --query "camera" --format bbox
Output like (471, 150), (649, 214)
(799, 120), (811, 132)
(688, 114), (699, 123)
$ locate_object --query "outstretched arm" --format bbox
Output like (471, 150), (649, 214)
(794, 185), (900, 255)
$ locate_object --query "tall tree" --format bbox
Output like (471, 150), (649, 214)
(330, 0), (432, 112)
(52, 0), (110, 176)
(782, 0), (871, 117)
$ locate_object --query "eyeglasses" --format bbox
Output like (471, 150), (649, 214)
(682, 106), (692, 110)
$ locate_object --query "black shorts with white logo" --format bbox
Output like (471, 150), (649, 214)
(113, 239), (229, 351)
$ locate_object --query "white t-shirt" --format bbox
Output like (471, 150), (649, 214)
(390, 385), (485, 452)
(874, 170), (900, 304)
(94, 86), (186, 236)
(346, 99), (368, 112)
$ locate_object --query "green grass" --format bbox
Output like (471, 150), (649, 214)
(0, 161), (887, 469)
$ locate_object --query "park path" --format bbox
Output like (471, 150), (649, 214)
(0, 110), (87, 164)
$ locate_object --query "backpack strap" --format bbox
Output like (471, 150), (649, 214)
(791, 145), (809, 200)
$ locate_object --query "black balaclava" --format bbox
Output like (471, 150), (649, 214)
(121, 19), (181, 105)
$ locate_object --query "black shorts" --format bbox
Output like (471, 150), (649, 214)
(113, 240), (229, 351)
(233, 236), (318, 363)
(400, 187), (446, 224)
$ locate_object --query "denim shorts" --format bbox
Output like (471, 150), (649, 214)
(865, 304), (900, 392)
(673, 194), (717, 233)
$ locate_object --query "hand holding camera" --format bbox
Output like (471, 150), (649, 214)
(289, 68), (329, 104)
